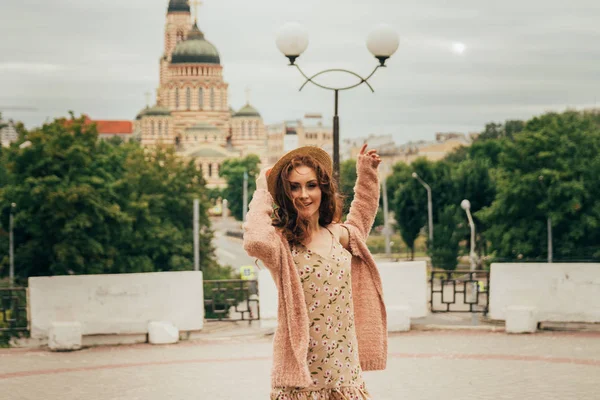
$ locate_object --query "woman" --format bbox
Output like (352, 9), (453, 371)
(243, 144), (387, 400)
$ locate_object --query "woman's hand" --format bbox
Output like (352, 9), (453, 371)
(359, 143), (382, 167)
(256, 166), (271, 191)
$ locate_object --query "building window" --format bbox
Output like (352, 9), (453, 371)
(198, 88), (204, 109)
(151, 121), (155, 136)
(186, 87), (191, 110)
(158, 121), (162, 136)
(208, 164), (213, 177)
(210, 88), (215, 109)
(175, 88), (180, 109)
(165, 121), (169, 135)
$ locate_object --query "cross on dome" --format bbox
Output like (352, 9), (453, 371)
(189, 0), (203, 23)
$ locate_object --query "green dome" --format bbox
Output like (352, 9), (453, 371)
(171, 23), (220, 65)
(143, 105), (171, 117)
(233, 104), (261, 118)
(168, 0), (190, 13)
(135, 107), (148, 120)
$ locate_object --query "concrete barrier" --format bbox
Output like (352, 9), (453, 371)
(257, 260), (428, 332)
(489, 263), (600, 324)
(29, 271), (204, 342)
(48, 322), (82, 351)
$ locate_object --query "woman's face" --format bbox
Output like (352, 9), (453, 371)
(288, 165), (322, 218)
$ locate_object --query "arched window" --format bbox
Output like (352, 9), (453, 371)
(198, 88), (204, 109)
(210, 88), (215, 109)
(175, 88), (180, 109)
(165, 121), (169, 135)
(158, 121), (162, 136)
(208, 164), (213, 177)
(186, 87), (191, 110)
(151, 120), (155, 136)
(242, 121), (246, 138)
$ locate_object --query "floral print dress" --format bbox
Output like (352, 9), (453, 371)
(271, 228), (371, 400)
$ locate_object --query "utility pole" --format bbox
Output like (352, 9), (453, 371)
(193, 198), (200, 271)
(242, 170), (248, 222)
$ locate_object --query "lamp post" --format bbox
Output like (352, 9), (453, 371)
(461, 199), (478, 324)
(538, 175), (553, 263)
(380, 163), (391, 256)
(275, 22), (399, 183)
(412, 172), (433, 243)
(9, 202), (16, 288)
(460, 199), (476, 272)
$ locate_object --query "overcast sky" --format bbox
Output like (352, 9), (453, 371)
(1, 0), (599, 143)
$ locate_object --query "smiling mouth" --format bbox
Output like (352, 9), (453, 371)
(302, 203), (312, 207)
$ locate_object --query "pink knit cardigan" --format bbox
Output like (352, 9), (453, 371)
(242, 154), (387, 388)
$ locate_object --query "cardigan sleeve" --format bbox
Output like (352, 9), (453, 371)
(344, 154), (381, 241)
(242, 188), (282, 272)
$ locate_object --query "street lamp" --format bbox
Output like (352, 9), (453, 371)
(461, 199), (478, 324)
(538, 175), (553, 263)
(275, 22), (399, 183)
(9, 202), (16, 288)
(412, 172), (433, 243)
(460, 199), (476, 272)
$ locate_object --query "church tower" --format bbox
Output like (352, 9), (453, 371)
(159, 0), (192, 98)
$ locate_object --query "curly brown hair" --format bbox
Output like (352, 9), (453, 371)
(272, 154), (345, 246)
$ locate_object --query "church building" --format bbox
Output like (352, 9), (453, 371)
(135, 0), (268, 188)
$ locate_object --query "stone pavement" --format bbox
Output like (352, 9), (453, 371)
(1, 323), (599, 400)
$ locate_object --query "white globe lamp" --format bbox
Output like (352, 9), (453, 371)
(461, 199), (471, 210)
(366, 24), (400, 65)
(275, 22), (309, 64)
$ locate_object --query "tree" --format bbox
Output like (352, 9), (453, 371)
(339, 159), (357, 216)
(0, 114), (219, 282)
(479, 111), (600, 261)
(427, 205), (462, 270)
(388, 162), (425, 259)
(219, 155), (261, 221)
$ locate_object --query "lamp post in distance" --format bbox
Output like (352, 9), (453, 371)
(412, 172), (433, 243)
(538, 175), (553, 263)
(460, 199), (479, 325)
(460, 199), (476, 273)
(275, 22), (399, 183)
(9, 202), (16, 287)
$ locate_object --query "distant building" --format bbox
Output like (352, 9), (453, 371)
(95, 120), (135, 141)
(266, 114), (333, 165)
(0, 118), (18, 147)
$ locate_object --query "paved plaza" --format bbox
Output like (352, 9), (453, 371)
(1, 326), (598, 400)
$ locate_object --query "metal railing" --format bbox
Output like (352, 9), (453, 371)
(203, 279), (260, 323)
(0, 287), (29, 333)
(430, 270), (489, 315)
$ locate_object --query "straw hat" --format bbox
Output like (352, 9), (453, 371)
(267, 146), (333, 199)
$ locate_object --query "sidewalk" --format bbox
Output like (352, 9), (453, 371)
(2, 323), (598, 400)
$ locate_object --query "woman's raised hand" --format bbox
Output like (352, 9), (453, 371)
(359, 143), (382, 167)
(256, 166), (271, 191)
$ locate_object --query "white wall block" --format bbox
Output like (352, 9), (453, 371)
(48, 322), (82, 351)
(29, 271), (204, 339)
(490, 263), (600, 323)
(258, 268), (278, 329)
(378, 261), (428, 318)
(387, 305), (411, 332)
(505, 306), (538, 334)
(148, 321), (179, 344)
